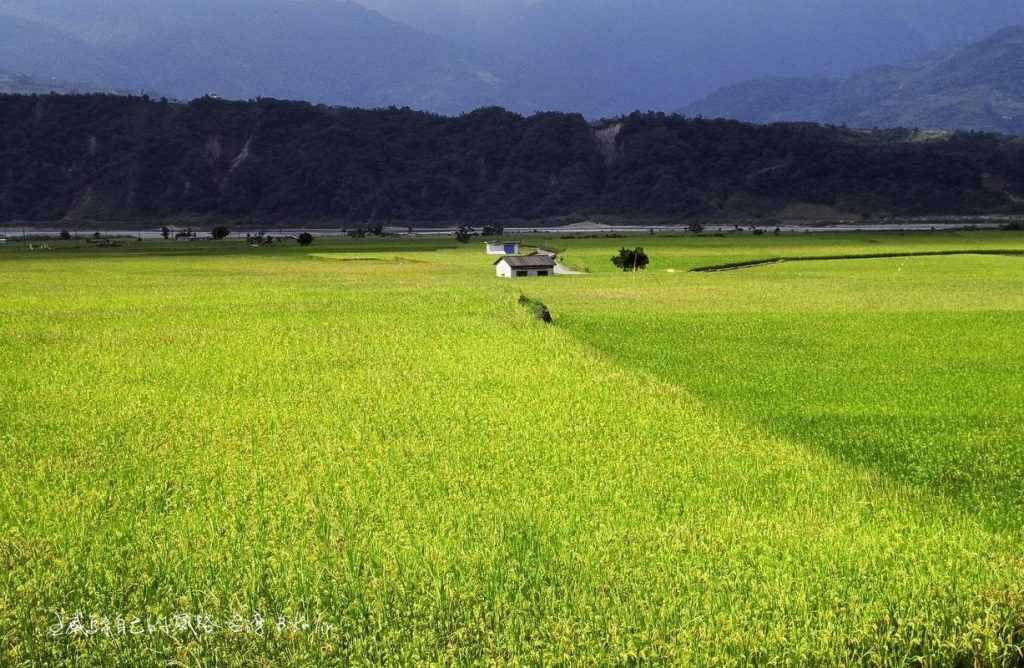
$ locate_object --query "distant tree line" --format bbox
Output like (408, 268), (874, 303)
(1, 93), (1023, 223)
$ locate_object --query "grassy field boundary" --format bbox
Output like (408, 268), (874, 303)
(690, 249), (1024, 272)
(518, 294), (554, 323)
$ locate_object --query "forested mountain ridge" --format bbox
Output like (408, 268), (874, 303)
(684, 26), (1024, 135)
(3, 94), (1024, 224)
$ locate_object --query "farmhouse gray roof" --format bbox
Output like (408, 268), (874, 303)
(495, 255), (556, 268)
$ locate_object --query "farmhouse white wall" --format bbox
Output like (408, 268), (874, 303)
(495, 258), (554, 278)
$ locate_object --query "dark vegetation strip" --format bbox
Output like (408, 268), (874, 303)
(518, 295), (553, 323)
(690, 250), (1024, 273)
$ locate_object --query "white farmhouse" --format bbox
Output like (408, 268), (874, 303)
(495, 255), (556, 278)
(485, 241), (521, 256)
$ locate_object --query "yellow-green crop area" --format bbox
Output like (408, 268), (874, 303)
(2, 232), (1023, 665)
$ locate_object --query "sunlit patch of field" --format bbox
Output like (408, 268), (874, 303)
(1, 232), (1023, 665)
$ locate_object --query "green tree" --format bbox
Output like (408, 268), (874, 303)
(612, 247), (650, 272)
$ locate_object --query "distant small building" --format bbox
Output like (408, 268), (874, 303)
(485, 241), (520, 256)
(495, 255), (556, 278)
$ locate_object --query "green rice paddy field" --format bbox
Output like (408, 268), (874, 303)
(1, 232), (1023, 665)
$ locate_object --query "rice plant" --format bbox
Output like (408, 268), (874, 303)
(1, 232), (1023, 665)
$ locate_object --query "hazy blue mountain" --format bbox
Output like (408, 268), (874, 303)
(0, 0), (513, 113)
(359, 0), (1024, 116)
(3, 0), (1024, 115)
(0, 11), (125, 83)
(352, 0), (530, 39)
(683, 27), (1024, 135)
(0, 70), (132, 95)
(481, 0), (930, 116)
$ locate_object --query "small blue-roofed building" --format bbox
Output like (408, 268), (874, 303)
(485, 241), (520, 256)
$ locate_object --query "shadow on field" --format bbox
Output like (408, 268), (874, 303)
(561, 311), (1024, 535)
